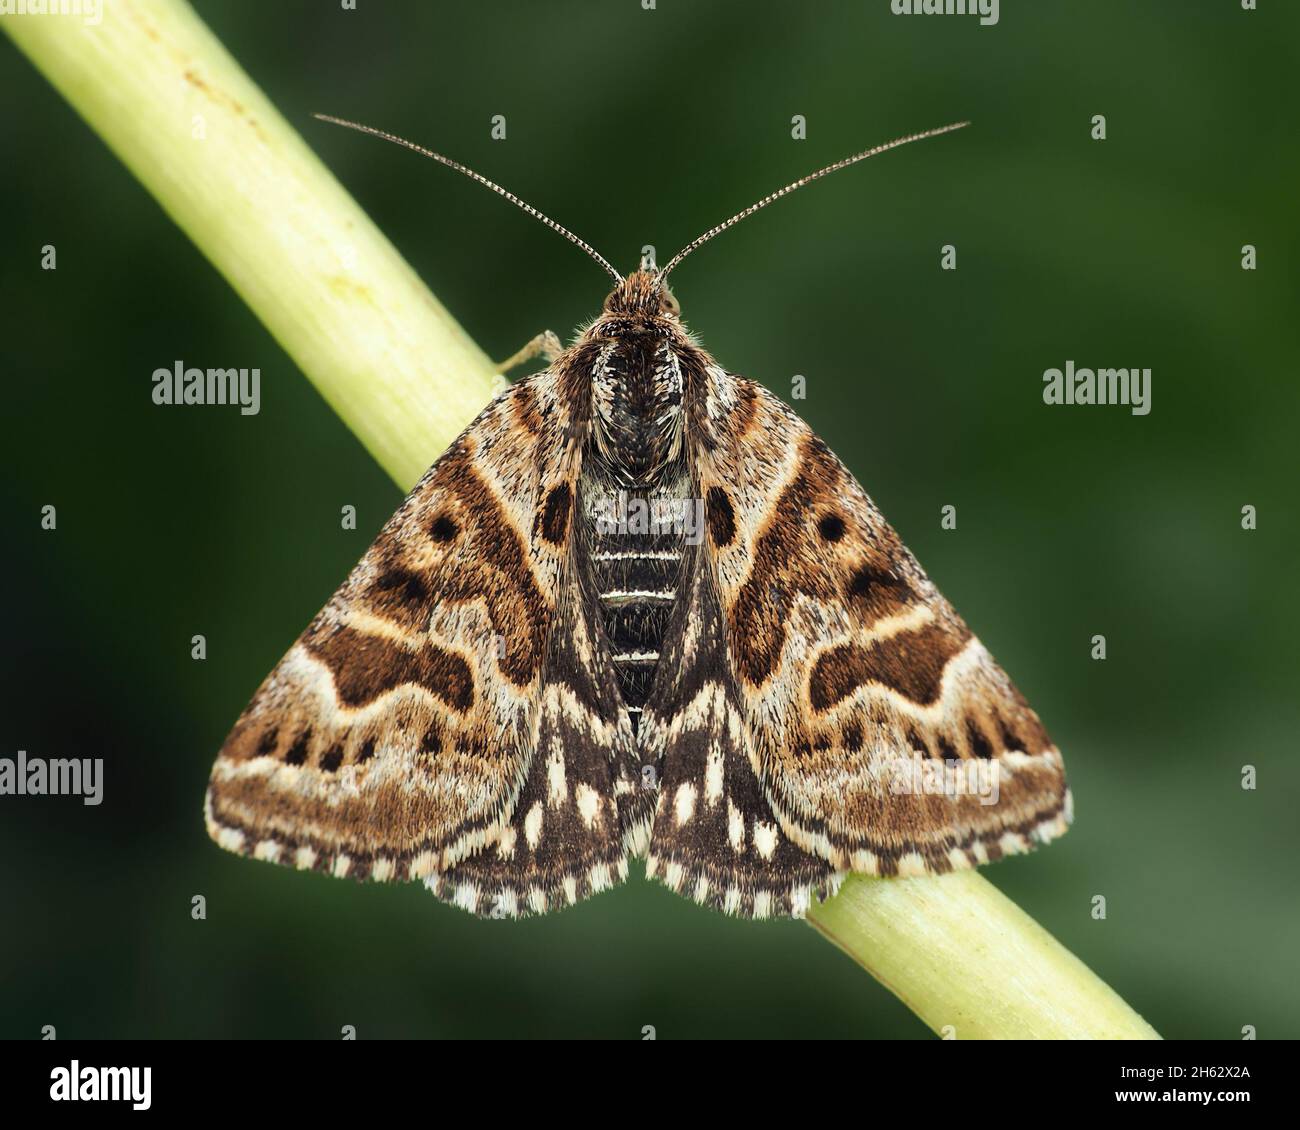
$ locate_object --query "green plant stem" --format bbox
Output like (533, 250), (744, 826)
(4, 0), (499, 488)
(5, 0), (1160, 1040)
(808, 872), (1158, 1038)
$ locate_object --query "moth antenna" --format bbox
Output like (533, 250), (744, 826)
(314, 114), (624, 286)
(658, 120), (971, 284)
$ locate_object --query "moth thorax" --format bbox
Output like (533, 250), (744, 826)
(592, 337), (683, 483)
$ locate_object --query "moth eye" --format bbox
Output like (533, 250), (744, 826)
(430, 514), (459, 542)
(662, 290), (681, 316)
(817, 513), (846, 542)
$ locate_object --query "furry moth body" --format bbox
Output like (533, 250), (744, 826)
(204, 122), (1071, 919)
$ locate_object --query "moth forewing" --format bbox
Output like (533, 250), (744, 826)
(206, 363), (637, 915)
(685, 374), (1070, 881)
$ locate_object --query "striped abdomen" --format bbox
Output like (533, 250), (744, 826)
(581, 471), (689, 735)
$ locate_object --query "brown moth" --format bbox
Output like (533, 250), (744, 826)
(205, 118), (1071, 919)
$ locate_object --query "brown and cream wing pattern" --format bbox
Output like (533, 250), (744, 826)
(204, 367), (594, 887)
(426, 550), (645, 918)
(687, 368), (1072, 879)
(640, 541), (844, 918)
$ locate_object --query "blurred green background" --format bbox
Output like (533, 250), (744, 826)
(2, 0), (1297, 1040)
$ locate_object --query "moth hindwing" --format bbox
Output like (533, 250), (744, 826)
(204, 270), (1070, 920)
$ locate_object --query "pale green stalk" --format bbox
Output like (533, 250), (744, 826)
(4, 0), (1159, 1040)
(4, 0), (499, 487)
(808, 872), (1158, 1038)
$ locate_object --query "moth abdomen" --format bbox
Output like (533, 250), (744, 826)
(580, 454), (692, 736)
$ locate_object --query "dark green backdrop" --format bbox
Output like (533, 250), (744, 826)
(2, 1), (1296, 1039)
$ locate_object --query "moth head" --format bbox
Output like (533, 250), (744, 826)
(603, 270), (680, 319)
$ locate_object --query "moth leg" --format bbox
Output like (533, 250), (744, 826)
(495, 329), (562, 374)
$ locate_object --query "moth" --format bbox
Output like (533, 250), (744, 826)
(205, 117), (1071, 919)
